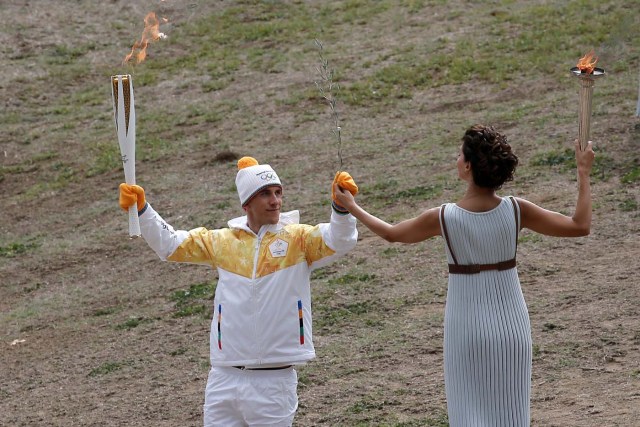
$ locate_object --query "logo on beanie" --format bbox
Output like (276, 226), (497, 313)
(257, 170), (279, 182)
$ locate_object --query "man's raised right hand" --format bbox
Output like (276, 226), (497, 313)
(119, 183), (146, 212)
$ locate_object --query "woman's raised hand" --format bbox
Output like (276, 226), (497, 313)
(576, 139), (595, 175)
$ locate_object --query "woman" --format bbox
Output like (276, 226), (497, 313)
(333, 124), (595, 426)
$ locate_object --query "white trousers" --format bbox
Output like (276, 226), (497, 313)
(203, 366), (298, 427)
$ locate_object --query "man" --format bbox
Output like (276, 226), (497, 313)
(118, 156), (358, 426)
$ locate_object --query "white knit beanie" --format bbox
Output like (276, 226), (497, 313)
(235, 157), (282, 206)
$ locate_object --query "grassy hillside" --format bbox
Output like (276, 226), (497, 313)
(1, 1), (639, 426)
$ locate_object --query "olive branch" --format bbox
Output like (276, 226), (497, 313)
(314, 39), (343, 169)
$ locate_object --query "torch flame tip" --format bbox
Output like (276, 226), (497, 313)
(122, 11), (167, 65)
(576, 50), (598, 74)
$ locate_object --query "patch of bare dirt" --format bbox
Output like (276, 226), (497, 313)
(1, 1), (639, 427)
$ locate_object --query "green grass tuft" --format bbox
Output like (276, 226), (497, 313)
(621, 165), (640, 184)
(170, 281), (217, 318)
(0, 241), (40, 258)
(115, 316), (152, 330)
(531, 149), (575, 168)
(328, 273), (376, 285)
(88, 361), (125, 377)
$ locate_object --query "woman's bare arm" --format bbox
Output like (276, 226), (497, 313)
(519, 140), (594, 237)
(333, 184), (441, 243)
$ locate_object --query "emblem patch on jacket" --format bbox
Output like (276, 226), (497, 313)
(269, 239), (289, 258)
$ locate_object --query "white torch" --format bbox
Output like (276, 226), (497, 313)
(111, 74), (141, 237)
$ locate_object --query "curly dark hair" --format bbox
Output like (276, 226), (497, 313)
(461, 124), (519, 190)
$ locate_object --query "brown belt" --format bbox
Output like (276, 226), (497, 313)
(233, 365), (292, 370)
(441, 199), (520, 276)
(448, 258), (516, 275)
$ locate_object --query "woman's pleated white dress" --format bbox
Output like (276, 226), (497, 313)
(440, 197), (532, 427)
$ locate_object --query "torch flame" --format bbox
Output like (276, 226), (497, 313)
(576, 50), (598, 74)
(123, 12), (167, 65)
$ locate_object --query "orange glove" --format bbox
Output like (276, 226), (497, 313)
(332, 171), (358, 205)
(119, 183), (146, 211)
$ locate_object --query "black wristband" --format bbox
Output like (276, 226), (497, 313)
(138, 202), (149, 216)
(331, 201), (349, 215)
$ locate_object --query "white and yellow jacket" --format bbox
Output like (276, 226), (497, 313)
(138, 205), (358, 367)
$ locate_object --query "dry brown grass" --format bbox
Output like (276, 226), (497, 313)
(1, 1), (639, 426)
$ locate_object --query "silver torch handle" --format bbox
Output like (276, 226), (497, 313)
(577, 76), (595, 152)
